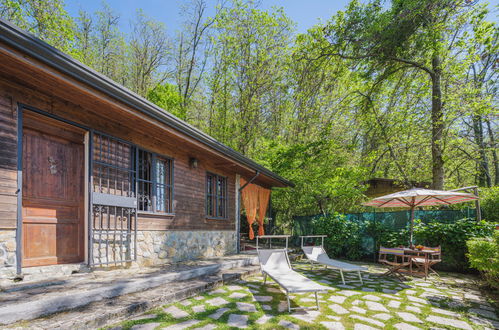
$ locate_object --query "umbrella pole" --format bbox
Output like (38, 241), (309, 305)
(409, 206), (415, 248)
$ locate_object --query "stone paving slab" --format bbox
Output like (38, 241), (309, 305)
(0, 255), (258, 326)
(227, 314), (248, 328)
(6, 264), (260, 329)
(426, 315), (473, 330)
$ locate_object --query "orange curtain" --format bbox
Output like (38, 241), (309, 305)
(257, 187), (271, 237)
(240, 178), (259, 240)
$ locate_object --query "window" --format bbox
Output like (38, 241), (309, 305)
(137, 149), (173, 213)
(206, 172), (227, 218)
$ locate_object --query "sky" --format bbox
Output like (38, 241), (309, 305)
(64, 0), (353, 34)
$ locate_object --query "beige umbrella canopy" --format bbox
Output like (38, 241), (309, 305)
(364, 188), (479, 246)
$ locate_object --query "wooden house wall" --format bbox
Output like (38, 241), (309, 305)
(0, 92), (17, 229)
(0, 74), (236, 232)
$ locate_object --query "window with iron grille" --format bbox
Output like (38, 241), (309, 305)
(206, 172), (227, 218)
(137, 149), (173, 213)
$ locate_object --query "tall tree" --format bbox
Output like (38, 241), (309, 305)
(309, 0), (482, 189)
(173, 0), (219, 118)
(94, 3), (127, 84)
(0, 0), (76, 54)
(74, 9), (95, 66)
(209, 0), (294, 154)
(129, 9), (169, 96)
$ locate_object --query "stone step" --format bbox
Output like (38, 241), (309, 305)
(10, 265), (261, 329)
(0, 256), (259, 325)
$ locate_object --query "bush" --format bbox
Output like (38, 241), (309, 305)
(371, 218), (494, 272)
(467, 231), (499, 289)
(480, 186), (499, 222)
(411, 219), (495, 272)
(311, 213), (364, 260)
(309, 215), (494, 272)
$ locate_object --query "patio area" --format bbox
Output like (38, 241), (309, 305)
(108, 261), (499, 330)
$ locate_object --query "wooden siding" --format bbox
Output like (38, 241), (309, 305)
(0, 92), (17, 229)
(0, 46), (239, 231)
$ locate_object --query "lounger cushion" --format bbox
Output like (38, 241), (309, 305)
(303, 246), (367, 272)
(266, 270), (327, 293)
(258, 249), (292, 273)
(258, 249), (328, 293)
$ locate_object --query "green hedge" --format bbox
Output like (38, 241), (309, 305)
(311, 213), (365, 261)
(467, 231), (499, 289)
(309, 215), (495, 272)
(405, 219), (494, 272)
(480, 186), (499, 222)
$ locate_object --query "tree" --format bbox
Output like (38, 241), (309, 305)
(74, 9), (95, 66)
(462, 11), (498, 186)
(173, 0), (219, 113)
(310, 0), (484, 189)
(209, 0), (294, 153)
(94, 3), (127, 84)
(0, 0), (76, 54)
(129, 9), (169, 96)
(146, 83), (184, 119)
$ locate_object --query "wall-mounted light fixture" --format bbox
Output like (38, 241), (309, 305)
(189, 157), (198, 169)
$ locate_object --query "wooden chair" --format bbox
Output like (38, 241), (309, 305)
(412, 246), (441, 278)
(379, 246), (411, 280)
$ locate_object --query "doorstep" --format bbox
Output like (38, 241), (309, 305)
(0, 254), (259, 326)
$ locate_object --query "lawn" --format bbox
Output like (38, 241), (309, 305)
(108, 261), (498, 330)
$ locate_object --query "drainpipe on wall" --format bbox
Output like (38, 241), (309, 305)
(237, 171), (259, 253)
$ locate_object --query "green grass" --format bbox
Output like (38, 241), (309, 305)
(106, 261), (498, 329)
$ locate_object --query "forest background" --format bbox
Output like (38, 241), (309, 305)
(1, 0), (497, 227)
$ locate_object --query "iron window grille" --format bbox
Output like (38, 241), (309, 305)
(206, 172), (227, 218)
(137, 149), (173, 213)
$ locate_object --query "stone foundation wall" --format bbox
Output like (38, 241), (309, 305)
(135, 230), (237, 267)
(0, 229), (236, 281)
(0, 229), (17, 279)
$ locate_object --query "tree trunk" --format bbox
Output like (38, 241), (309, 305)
(431, 55), (445, 190)
(472, 114), (491, 187)
(485, 117), (499, 185)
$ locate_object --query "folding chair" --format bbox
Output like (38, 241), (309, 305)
(412, 246), (442, 279)
(378, 246), (411, 280)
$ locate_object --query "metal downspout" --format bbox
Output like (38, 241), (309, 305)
(237, 171), (260, 253)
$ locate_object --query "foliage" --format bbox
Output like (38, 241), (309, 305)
(467, 231), (499, 289)
(373, 218), (494, 271)
(147, 84), (185, 120)
(480, 186), (499, 222)
(0, 0), (76, 54)
(0, 0), (497, 230)
(409, 219), (494, 271)
(311, 213), (365, 260)
(255, 138), (368, 228)
(310, 215), (494, 272)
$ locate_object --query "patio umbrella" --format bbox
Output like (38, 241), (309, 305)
(364, 188), (479, 246)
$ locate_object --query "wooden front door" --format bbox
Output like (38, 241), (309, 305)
(22, 112), (85, 267)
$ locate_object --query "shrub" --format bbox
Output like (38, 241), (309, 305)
(311, 213), (364, 260)
(309, 215), (494, 272)
(480, 186), (499, 223)
(467, 231), (499, 289)
(411, 219), (495, 272)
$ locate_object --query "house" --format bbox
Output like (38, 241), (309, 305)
(0, 19), (293, 281)
(364, 178), (431, 198)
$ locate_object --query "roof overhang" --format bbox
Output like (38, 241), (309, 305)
(0, 18), (294, 188)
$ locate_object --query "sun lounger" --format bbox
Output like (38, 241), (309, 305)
(300, 235), (367, 285)
(256, 235), (328, 313)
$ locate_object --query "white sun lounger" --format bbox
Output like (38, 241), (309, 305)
(256, 235), (328, 313)
(300, 235), (367, 285)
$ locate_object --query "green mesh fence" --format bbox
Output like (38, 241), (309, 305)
(292, 209), (477, 256)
